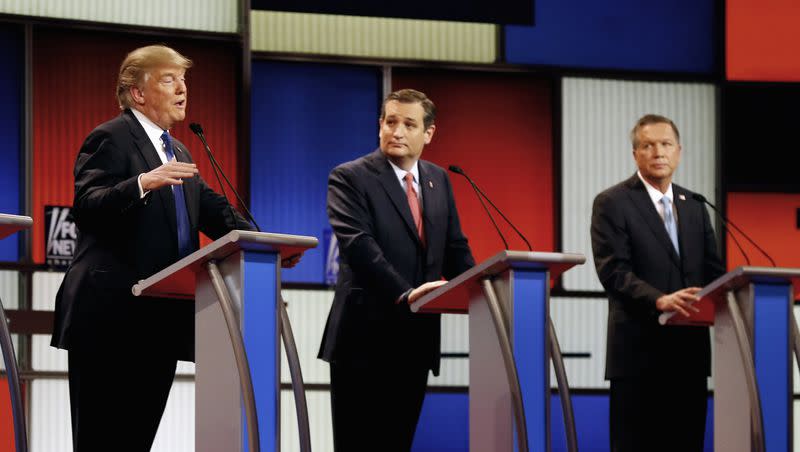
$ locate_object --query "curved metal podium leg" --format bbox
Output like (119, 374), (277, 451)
(726, 292), (765, 452)
(207, 261), (260, 452)
(790, 310), (800, 378)
(0, 296), (27, 452)
(480, 279), (529, 452)
(278, 296), (312, 452)
(548, 319), (578, 452)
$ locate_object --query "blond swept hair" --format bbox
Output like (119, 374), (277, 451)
(116, 45), (192, 109)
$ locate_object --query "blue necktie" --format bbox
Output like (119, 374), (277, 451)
(660, 196), (680, 256)
(161, 131), (193, 258)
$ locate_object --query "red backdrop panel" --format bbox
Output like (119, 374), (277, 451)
(727, 0), (800, 81)
(0, 379), (18, 450)
(726, 193), (800, 299)
(32, 28), (241, 263)
(392, 70), (554, 263)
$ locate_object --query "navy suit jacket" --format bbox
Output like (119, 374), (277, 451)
(51, 109), (251, 360)
(318, 149), (475, 374)
(591, 174), (725, 379)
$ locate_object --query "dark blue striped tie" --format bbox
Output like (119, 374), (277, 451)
(161, 131), (192, 258)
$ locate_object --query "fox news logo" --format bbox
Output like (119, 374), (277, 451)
(45, 206), (76, 267)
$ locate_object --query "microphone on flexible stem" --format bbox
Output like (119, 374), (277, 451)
(189, 122), (262, 233)
(691, 193), (775, 266)
(448, 165), (533, 251)
(449, 165), (508, 249)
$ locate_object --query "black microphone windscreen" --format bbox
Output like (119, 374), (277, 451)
(448, 165), (463, 174)
(691, 193), (707, 203)
(189, 123), (203, 135)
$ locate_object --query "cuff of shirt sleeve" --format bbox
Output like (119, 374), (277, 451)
(395, 288), (413, 305)
(137, 174), (150, 198)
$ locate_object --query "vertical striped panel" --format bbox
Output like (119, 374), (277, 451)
(0, 26), (22, 261)
(151, 381), (195, 452)
(0, 271), (20, 372)
(30, 379), (72, 452)
(32, 271), (66, 371)
(251, 11), (496, 63)
(30, 379), (195, 451)
(548, 297), (608, 389)
(250, 61), (381, 283)
(280, 289), (334, 384)
(429, 313), (469, 387)
(281, 390), (333, 452)
(32, 30), (241, 262)
(0, 0), (237, 33)
(561, 78), (717, 291)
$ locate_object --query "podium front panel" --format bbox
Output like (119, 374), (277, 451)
(753, 283), (792, 451)
(242, 251), (280, 452)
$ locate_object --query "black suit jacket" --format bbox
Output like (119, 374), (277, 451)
(51, 109), (251, 360)
(591, 174), (725, 379)
(318, 150), (475, 375)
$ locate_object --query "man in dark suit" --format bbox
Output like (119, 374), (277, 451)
(591, 114), (725, 452)
(318, 89), (475, 451)
(50, 45), (256, 451)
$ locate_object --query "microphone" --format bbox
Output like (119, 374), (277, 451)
(448, 165), (507, 249)
(189, 122), (262, 232)
(691, 193), (775, 266)
(448, 165), (532, 251)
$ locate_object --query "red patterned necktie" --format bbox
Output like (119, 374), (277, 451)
(404, 172), (425, 246)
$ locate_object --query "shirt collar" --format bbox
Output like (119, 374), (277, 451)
(130, 108), (168, 148)
(637, 171), (673, 205)
(388, 159), (420, 185)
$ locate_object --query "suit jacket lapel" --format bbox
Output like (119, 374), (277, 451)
(673, 187), (692, 266)
(123, 110), (179, 239)
(419, 161), (440, 263)
(368, 150), (423, 247)
(625, 175), (681, 268)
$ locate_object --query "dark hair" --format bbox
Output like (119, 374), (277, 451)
(630, 114), (681, 149)
(380, 89), (436, 129)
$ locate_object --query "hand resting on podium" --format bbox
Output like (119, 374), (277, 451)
(408, 280), (448, 304)
(655, 287), (702, 318)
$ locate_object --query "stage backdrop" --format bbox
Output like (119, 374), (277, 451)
(392, 69), (555, 263)
(31, 28), (241, 264)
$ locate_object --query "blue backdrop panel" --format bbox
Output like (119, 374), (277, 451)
(250, 61), (381, 283)
(505, 0), (716, 73)
(0, 27), (22, 260)
(413, 391), (715, 451)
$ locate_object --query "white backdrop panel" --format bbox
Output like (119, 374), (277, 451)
(561, 77), (717, 291)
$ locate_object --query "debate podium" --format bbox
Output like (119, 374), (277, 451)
(0, 213), (31, 452)
(411, 250), (585, 452)
(132, 230), (318, 452)
(661, 266), (800, 452)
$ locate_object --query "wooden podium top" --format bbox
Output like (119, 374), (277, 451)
(410, 250), (586, 314)
(0, 214), (32, 241)
(659, 266), (800, 326)
(132, 230), (318, 299)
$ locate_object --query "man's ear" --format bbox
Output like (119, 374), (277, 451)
(424, 124), (436, 145)
(130, 85), (145, 105)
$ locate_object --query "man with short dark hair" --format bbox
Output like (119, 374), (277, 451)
(51, 45), (255, 451)
(591, 114), (725, 452)
(319, 89), (475, 451)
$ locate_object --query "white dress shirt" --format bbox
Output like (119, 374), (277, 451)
(388, 159), (422, 203)
(637, 171), (678, 224)
(131, 108), (172, 197)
